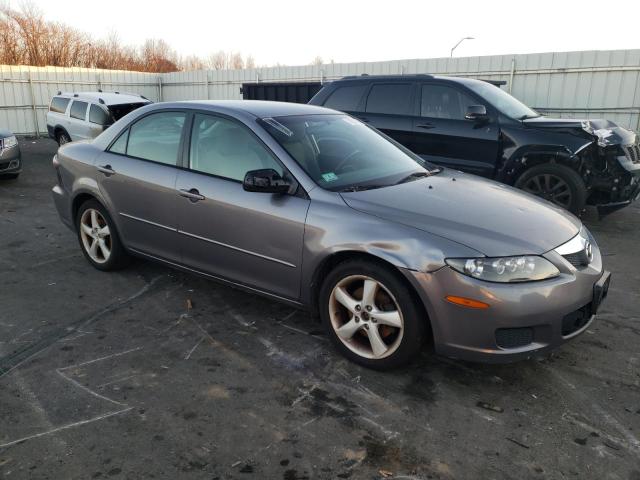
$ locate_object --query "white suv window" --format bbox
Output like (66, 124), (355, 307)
(50, 97), (70, 114)
(70, 101), (88, 120)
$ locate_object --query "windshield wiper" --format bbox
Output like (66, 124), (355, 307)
(395, 170), (436, 185)
(518, 114), (540, 120)
(339, 184), (387, 192)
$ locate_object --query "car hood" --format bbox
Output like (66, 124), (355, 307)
(523, 116), (636, 148)
(340, 169), (581, 257)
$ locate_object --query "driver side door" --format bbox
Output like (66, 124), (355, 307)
(175, 113), (310, 300)
(410, 83), (500, 178)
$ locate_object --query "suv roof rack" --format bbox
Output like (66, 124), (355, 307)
(339, 73), (434, 80)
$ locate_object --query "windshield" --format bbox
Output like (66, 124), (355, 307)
(260, 114), (433, 191)
(465, 82), (539, 120)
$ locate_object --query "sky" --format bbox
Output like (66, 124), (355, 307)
(22, 0), (640, 66)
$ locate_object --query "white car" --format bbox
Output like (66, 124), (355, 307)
(46, 91), (151, 145)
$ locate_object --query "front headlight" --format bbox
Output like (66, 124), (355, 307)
(1, 135), (17, 150)
(446, 255), (560, 283)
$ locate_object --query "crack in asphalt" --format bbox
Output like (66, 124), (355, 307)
(0, 275), (165, 378)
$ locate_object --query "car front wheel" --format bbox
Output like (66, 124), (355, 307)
(76, 199), (130, 271)
(319, 260), (426, 369)
(515, 163), (587, 214)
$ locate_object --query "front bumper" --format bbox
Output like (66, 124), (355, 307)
(0, 144), (22, 175)
(590, 148), (640, 215)
(402, 248), (608, 363)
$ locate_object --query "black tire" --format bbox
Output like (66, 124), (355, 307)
(319, 259), (426, 370)
(76, 199), (130, 271)
(514, 163), (587, 215)
(0, 173), (19, 180)
(56, 131), (71, 146)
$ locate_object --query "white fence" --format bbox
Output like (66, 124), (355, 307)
(2, 49), (640, 135)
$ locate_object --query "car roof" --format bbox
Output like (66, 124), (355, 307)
(54, 91), (150, 106)
(173, 100), (337, 118)
(332, 74), (500, 87)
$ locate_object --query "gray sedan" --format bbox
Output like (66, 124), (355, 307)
(0, 128), (21, 179)
(51, 101), (610, 369)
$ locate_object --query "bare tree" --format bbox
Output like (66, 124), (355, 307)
(311, 56), (324, 66)
(0, 3), (262, 72)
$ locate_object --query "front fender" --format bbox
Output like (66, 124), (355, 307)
(299, 199), (482, 306)
(497, 126), (592, 183)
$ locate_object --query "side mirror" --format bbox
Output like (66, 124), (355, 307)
(465, 105), (489, 121)
(243, 169), (291, 194)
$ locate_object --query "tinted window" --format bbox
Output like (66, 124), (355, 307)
(89, 104), (112, 125)
(108, 129), (129, 154)
(365, 84), (412, 115)
(50, 97), (70, 114)
(323, 85), (367, 111)
(420, 84), (476, 119)
(127, 112), (186, 165)
(189, 113), (282, 181)
(69, 101), (88, 120)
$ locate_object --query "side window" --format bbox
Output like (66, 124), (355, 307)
(108, 129), (129, 154)
(420, 84), (476, 120)
(70, 101), (88, 120)
(127, 111), (186, 165)
(89, 104), (112, 125)
(189, 113), (283, 181)
(323, 85), (367, 111)
(50, 97), (70, 114)
(365, 84), (412, 115)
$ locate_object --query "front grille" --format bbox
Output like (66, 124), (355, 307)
(562, 251), (590, 267)
(623, 144), (640, 164)
(561, 303), (592, 336)
(496, 327), (534, 349)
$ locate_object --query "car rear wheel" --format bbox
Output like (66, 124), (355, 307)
(515, 163), (587, 214)
(56, 131), (71, 146)
(319, 260), (426, 369)
(76, 199), (129, 271)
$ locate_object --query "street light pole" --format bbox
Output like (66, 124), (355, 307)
(450, 37), (475, 57)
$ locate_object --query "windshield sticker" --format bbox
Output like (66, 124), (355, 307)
(322, 172), (339, 182)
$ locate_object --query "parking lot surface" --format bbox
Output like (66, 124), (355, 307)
(1, 139), (639, 480)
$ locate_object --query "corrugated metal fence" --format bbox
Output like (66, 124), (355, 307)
(2, 49), (640, 135)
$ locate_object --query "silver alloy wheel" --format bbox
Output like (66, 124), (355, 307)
(329, 275), (404, 360)
(79, 208), (111, 264)
(59, 134), (69, 145)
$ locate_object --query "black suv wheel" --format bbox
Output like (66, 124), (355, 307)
(515, 163), (587, 215)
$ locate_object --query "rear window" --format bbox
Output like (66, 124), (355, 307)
(323, 85), (367, 112)
(89, 104), (112, 125)
(365, 84), (413, 116)
(50, 97), (70, 114)
(70, 101), (88, 120)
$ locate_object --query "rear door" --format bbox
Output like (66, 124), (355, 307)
(175, 112), (309, 300)
(355, 83), (416, 147)
(68, 100), (89, 141)
(95, 110), (186, 262)
(410, 83), (500, 177)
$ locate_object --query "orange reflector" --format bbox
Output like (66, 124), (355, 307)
(445, 295), (490, 309)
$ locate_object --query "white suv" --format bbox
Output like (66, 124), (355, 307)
(46, 91), (151, 145)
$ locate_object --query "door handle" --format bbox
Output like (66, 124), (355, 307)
(179, 188), (205, 202)
(97, 164), (115, 175)
(416, 123), (435, 129)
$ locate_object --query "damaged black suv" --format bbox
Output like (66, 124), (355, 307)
(309, 75), (640, 215)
